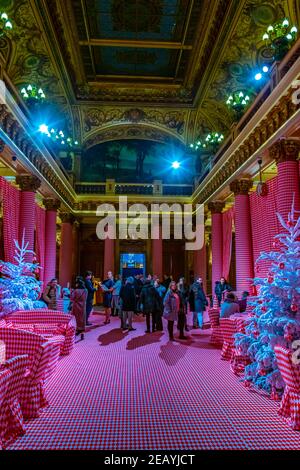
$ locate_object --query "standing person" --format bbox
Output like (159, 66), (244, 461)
(140, 279), (160, 333)
(238, 291), (249, 313)
(119, 277), (136, 331)
(177, 277), (189, 332)
(162, 274), (171, 289)
(42, 278), (60, 310)
(101, 271), (114, 324)
(62, 283), (71, 313)
(84, 271), (97, 326)
(163, 281), (186, 341)
(112, 274), (122, 317)
(133, 274), (143, 314)
(70, 276), (87, 339)
(154, 279), (166, 331)
(190, 277), (208, 329)
(215, 277), (232, 306)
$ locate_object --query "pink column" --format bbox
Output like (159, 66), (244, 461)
(43, 199), (60, 285)
(208, 201), (225, 293)
(230, 180), (254, 292)
(16, 175), (41, 262)
(152, 224), (163, 278)
(270, 139), (300, 221)
(103, 224), (115, 276)
(59, 213), (74, 287)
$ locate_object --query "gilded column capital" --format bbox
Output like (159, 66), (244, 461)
(229, 179), (253, 195)
(269, 139), (300, 164)
(60, 212), (75, 224)
(16, 174), (41, 192)
(43, 198), (61, 211)
(207, 201), (225, 214)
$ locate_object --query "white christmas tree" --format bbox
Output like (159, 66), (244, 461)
(235, 199), (300, 398)
(0, 231), (47, 315)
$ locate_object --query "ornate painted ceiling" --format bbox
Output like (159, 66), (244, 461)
(0, 0), (299, 180)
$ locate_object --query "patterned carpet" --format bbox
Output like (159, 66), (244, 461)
(7, 311), (300, 450)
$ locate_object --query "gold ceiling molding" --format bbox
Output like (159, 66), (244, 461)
(82, 106), (186, 139)
(82, 123), (185, 151)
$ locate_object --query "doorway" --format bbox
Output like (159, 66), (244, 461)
(120, 253), (146, 278)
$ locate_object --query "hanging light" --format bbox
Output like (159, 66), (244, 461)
(0, 12), (13, 37)
(38, 123), (79, 149)
(262, 18), (298, 61)
(226, 91), (251, 115)
(20, 84), (46, 106)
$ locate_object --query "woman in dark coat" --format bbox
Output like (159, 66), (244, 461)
(71, 276), (87, 339)
(163, 281), (186, 341)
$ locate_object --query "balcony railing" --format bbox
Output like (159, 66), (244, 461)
(75, 182), (194, 196)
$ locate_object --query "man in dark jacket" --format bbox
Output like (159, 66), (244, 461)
(84, 271), (97, 326)
(140, 279), (161, 333)
(190, 277), (208, 329)
(133, 274), (143, 314)
(119, 277), (136, 331)
(215, 277), (232, 305)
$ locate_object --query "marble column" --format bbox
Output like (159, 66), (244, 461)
(230, 179), (254, 292)
(270, 139), (300, 221)
(43, 198), (60, 285)
(208, 201), (225, 294)
(59, 213), (74, 287)
(103, 224), (115, 277)
(152, 224), (163, 278)
(16, 174), (41, 262)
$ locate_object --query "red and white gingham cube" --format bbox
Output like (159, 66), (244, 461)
(275, 345), (300, 431)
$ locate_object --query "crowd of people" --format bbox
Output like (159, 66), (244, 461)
(42, 273), (249, 341)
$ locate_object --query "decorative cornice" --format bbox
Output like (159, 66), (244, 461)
(193, 75), (300, 203)
(269, 139), (300, 164)
(16, 174), (41, 192)
(229, 179), (253, 195)
(43, 198), (61, 211)
(60, 212), (75, 224)
(207, 201), (225, 214)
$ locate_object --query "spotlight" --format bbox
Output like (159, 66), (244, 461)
(255, 73), (262, 81)
(262, 66), (269, 73)
(38, 124), (49, 135)
(172, 161), (180, 169)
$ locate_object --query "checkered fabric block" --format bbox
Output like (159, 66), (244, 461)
(33, 324), (60, 335)
(220, 318), (238, 360)
(0, 328), (46, 367)
(10, 310), (76, 356)
(234, 317), (247, 334)
(208, 308), (223, 346)
(230, 353), (251, 375)
(20, 341), (53, 420)
(0, 355), (28, 447)
(0, 369), (11, 449)
(275, 345), (300, 431)
(213, 296), (220, 308)
(11, 323), (35, 333)
(42, 336), (64, 381)
(0, 320), (7, 328)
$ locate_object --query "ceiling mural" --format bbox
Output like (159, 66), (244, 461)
(81, 138), (193, 183)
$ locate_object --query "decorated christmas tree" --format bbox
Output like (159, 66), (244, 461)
(235, 200), (300, 398)
(0, 232), (47, 315)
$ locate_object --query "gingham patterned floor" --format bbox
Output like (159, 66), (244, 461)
(7, 311), (300, 450)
